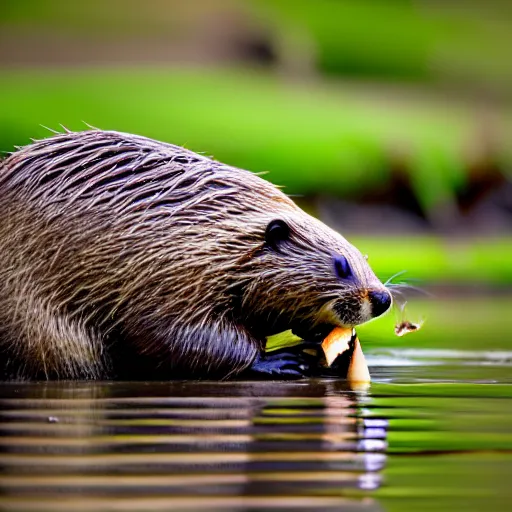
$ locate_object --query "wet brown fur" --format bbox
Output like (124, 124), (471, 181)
(0, 130), (387, 380)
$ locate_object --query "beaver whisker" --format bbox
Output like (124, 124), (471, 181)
(383, 270), (408, 287)
(387, 283), (431, 298)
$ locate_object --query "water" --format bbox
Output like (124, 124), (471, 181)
(0, 347), (511, 512)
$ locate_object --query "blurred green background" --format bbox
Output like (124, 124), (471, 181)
(1, 0), (511, 337)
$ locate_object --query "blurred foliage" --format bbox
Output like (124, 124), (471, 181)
(353, 236), (512, 284)
(2, 0), (512, 91)
(253, 0), (512, 90)
(1, 68), (510, 212)
(268, 296), (512, 353)
(357, 297), (512, 350)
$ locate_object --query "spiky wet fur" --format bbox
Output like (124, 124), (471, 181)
(0, 130), (386, 380)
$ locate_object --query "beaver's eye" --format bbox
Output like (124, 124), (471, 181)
(333, 255), (353, 280)
(265, 219), (290, 250)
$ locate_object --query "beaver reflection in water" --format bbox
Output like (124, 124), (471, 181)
(0, 130), (391, 380)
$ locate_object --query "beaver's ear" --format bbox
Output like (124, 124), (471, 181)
(264, 219), (290, 251)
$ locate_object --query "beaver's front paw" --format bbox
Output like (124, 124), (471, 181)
(244, 344), (319, 379)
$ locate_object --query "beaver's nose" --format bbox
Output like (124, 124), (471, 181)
(369, 290), (392, 318)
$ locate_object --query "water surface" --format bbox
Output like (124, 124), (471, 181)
(1, 345), (511, 512)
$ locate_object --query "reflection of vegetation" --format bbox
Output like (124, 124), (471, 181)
(376, 454), (512, 511)
(371, 388), (512, 510)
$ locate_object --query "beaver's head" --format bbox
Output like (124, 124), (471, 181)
(211, 169), (393, 339)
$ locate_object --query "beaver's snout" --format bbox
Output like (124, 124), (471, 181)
(368, 289), (392, 318)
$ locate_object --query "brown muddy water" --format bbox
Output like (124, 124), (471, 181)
(0, 355), (511, 512)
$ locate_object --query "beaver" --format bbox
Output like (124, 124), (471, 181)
(0, 130), (392, 380)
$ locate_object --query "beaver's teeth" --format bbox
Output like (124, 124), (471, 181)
(348, 337), (371, 384)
